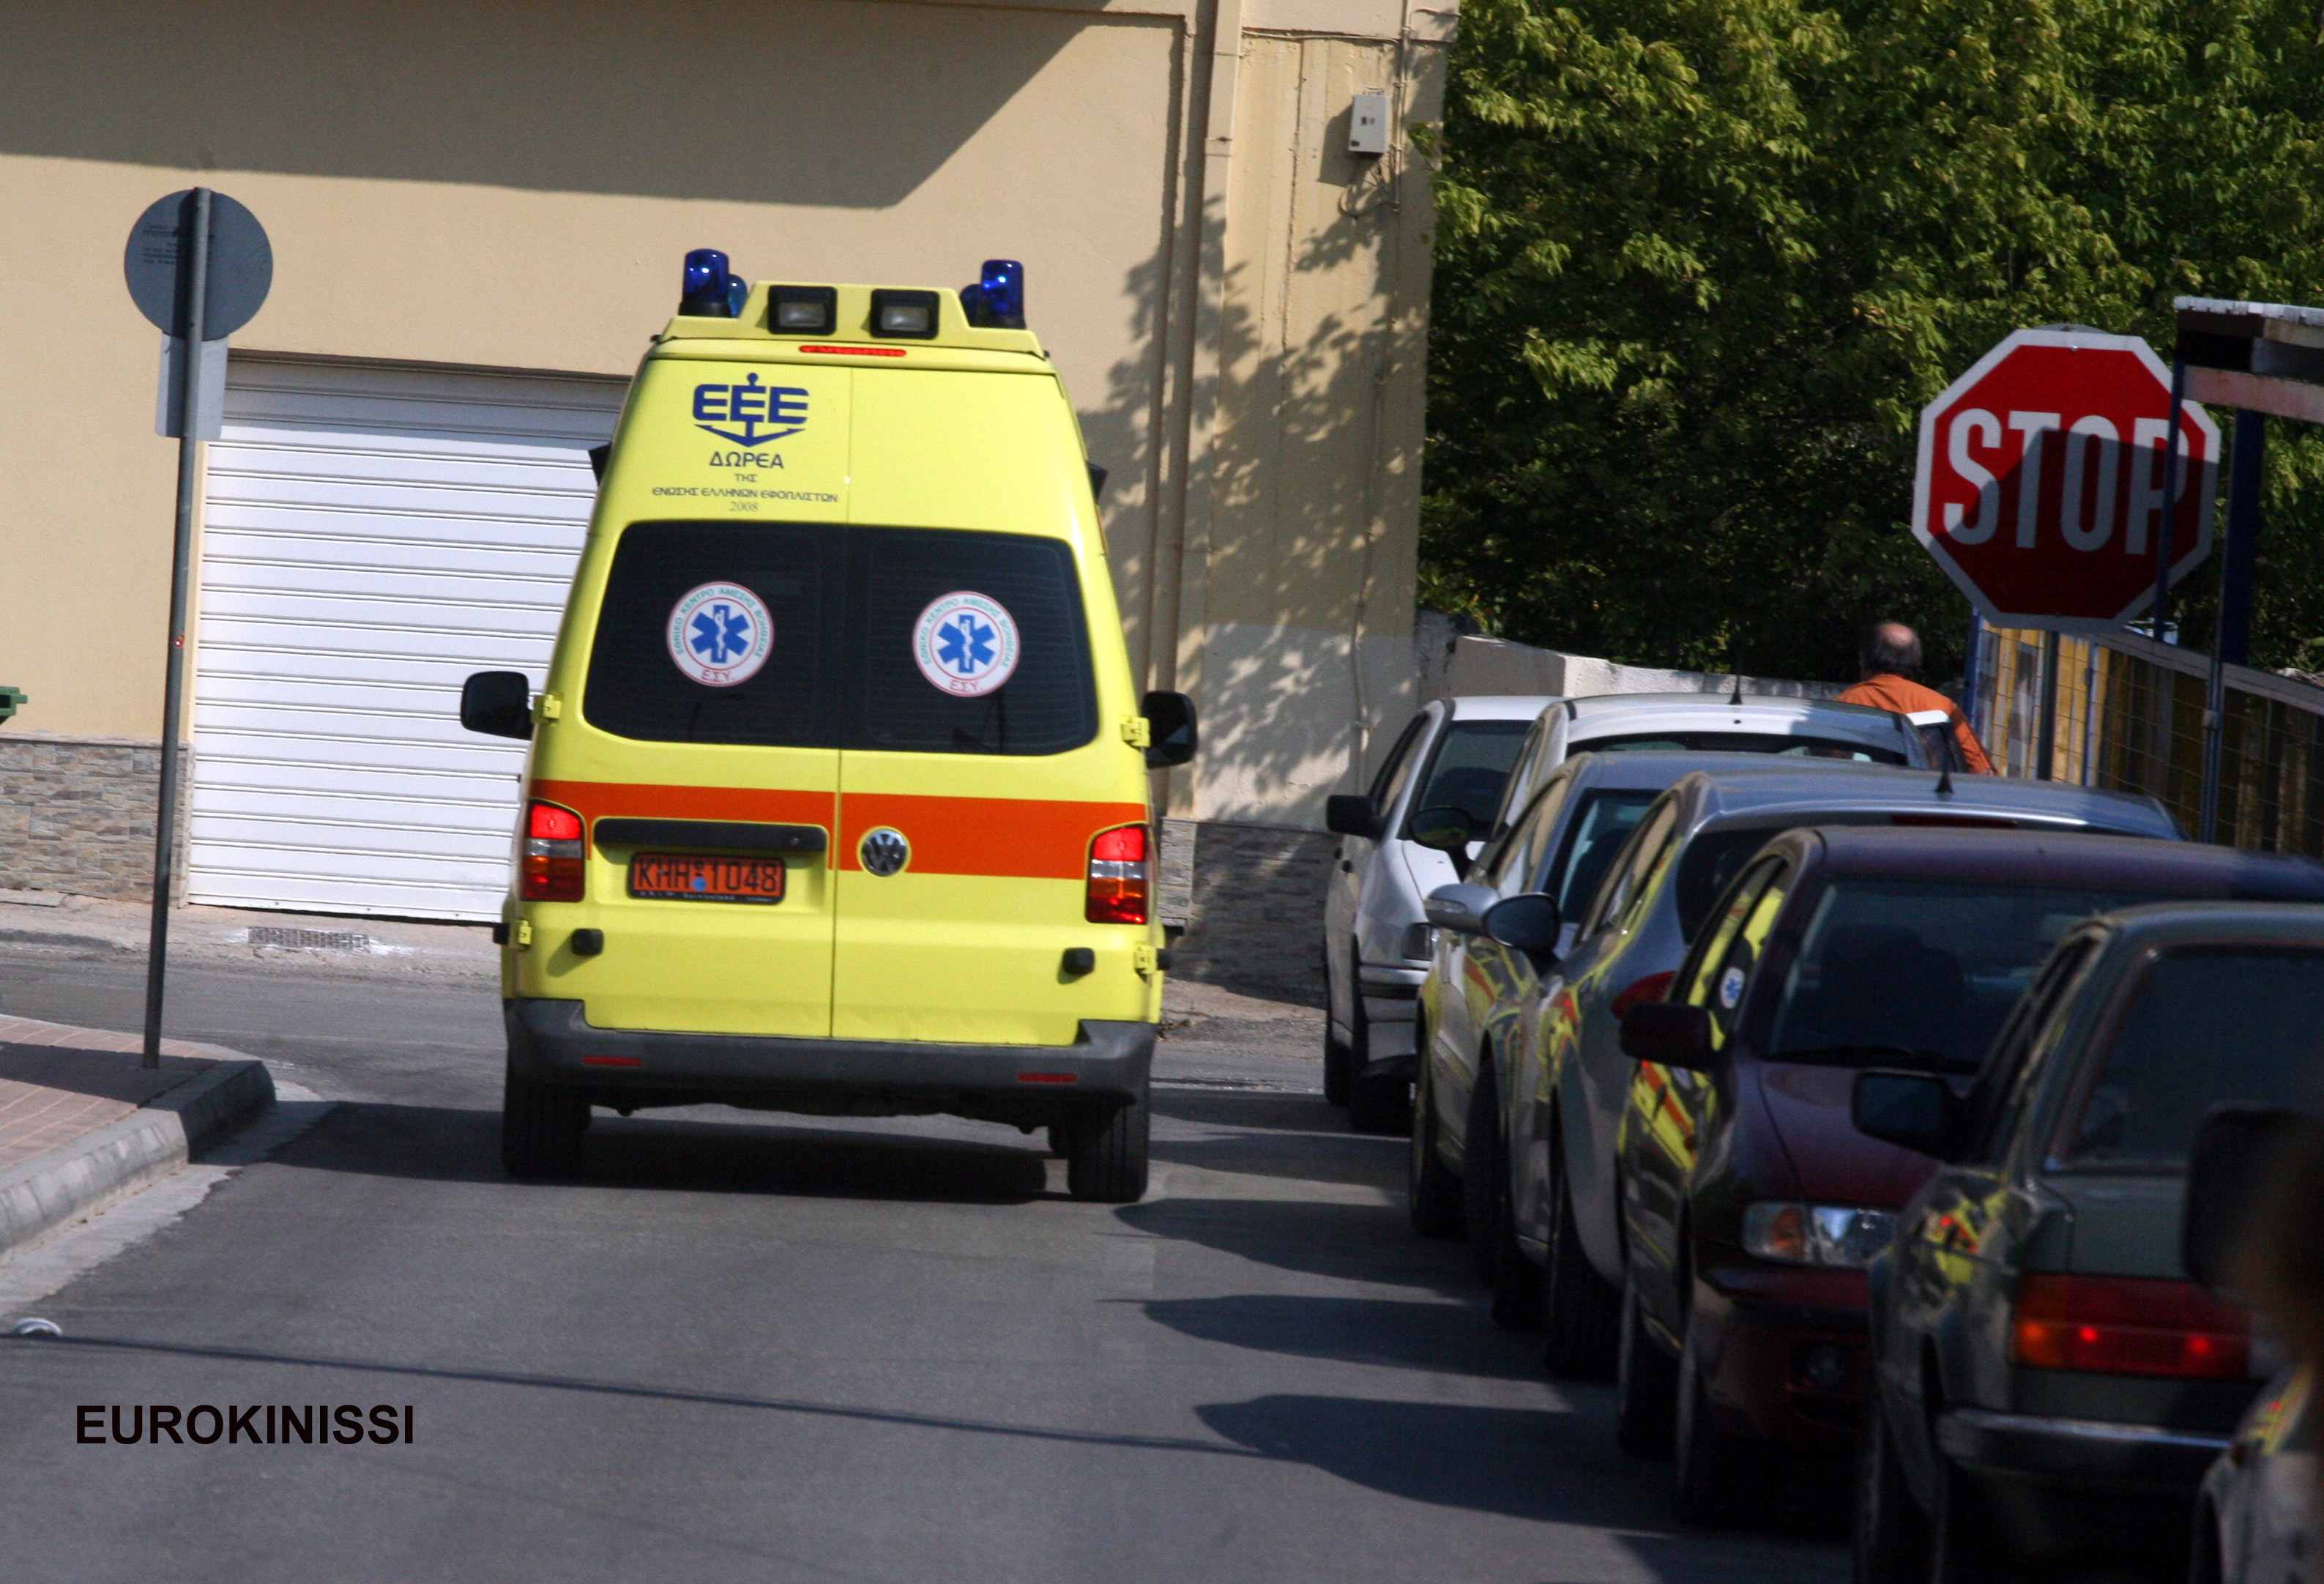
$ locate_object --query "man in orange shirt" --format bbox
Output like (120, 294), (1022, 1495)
(1836, 622), (1995, 773)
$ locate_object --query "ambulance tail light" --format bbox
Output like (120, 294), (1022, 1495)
(1086, 824), (1149, 924)
(521, 800), (586, 902)
(680, 248), (742, 319)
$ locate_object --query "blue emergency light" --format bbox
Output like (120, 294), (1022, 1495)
(961, 259), (1027, 330)
(680, 248), (743, 319)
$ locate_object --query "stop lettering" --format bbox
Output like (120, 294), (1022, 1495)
(1912, 328), (2219, 628)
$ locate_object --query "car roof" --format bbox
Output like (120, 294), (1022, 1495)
(1673, 764), (2179, 837)
(1799, 826), (2324, 895)
(1444, 694), (1558, 722)
(1563, 692), (1910, 744)
(2089, 899), (2324, 948)
(1560, 748), (1838, 792)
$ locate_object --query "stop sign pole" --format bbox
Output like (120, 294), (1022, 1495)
(1913, 327), (2219, 779)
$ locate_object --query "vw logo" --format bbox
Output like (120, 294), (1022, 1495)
(859, 828), (909, 877)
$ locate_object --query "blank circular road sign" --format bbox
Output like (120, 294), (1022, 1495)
(123, 189), (272, 341)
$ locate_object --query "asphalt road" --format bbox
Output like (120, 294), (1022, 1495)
(0, 948), (1847, 1583)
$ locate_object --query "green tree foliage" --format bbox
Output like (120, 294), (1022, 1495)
(1422, 0), (2324, 683)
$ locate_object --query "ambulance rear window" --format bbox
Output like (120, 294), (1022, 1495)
(583, 521), (837, 748)
(581, 521), (1095, 755)
(844, 528), (1095, 756)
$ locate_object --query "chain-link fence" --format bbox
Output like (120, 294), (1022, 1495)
(1973, 625), (2324, 852)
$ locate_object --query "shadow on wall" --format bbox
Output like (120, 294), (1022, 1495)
(1091, 34), (1431, 828)
(0, 0), (1079, 208)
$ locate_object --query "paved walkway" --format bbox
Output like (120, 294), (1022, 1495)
(0, 1014), (223, 1173)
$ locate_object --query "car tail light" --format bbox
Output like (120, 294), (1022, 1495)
(1086, 824), (1149, 924)
(521, 799), (586, 902)
(1611, 970), (1676, 1019)
(2011, 1273), (2250, 1380)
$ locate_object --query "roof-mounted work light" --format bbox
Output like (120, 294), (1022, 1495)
(680, 248), (740, 318)
(868, 289), (940, 339)
(961, 259), (1027, 330)
(768, 285), (838, 336)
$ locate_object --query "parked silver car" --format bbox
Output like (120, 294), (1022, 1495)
(1462, 765), (2180, 1376)
(1484, 691), (1940, 843)
(1323, 696), (1549, 1129)
(1329, 692), (1940, 1133)
(1409, 751), (1798, 1304)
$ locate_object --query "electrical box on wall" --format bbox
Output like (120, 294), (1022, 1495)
(1349, 92), (1390, 157)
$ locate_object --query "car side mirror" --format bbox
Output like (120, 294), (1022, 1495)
(1483, 893), (1561, 959)
(1325, 794), (1382, 840)
(1141, 690), (1197, 768)
(1409, 805), (1475, 858)
(2182, 1106), (2307, 1294)
(1620, 1002), (1713, 1071)
(461, 671), (534, 740)
(1423, 882), (1497, 935)
(1851, 1069), (1962, 1159)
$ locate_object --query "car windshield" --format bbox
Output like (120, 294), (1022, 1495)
(1765, 880), (2160, 1071)
(1579, 729), (1904, 765)
(1404, 721), (1531, 833)
(1543, 791), (1656, 919)
(2066, 946), (2324, 1170)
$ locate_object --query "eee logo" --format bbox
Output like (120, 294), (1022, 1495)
(693, 373), (808, 447)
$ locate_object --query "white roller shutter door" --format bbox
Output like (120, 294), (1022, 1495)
(189, 357), (625, 921)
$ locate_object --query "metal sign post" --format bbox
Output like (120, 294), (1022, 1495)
(122, 189), (271, 1066)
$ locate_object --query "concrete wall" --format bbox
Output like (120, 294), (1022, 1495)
(0, 0), (1453, 904)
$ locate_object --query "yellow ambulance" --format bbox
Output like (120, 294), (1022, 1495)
(460, 253), (1193, 1202)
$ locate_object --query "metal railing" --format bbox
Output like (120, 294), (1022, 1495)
(1973, 625), (2324, 852)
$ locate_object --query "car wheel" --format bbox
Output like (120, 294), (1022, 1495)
(1672, 1305), (1772, 1526)
(502, 1067), (588, 1178)
(1614, 1260), (1678, 1460)
(2189, 1501), (2224, 1584)
(1852, 1377), (1931, 1584)
(1063, 1091), (1151, 1203)
(1324, 944), (1353, 1107)
(1408, 1066), (1464, 1238)
(1462, 1063), (1545, 1328)
(1541, 1136), (1620, 1380)
(1346, 1029), (1411, 1135)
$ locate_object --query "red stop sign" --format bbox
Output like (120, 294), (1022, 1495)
(1913, 329), (2219, 629)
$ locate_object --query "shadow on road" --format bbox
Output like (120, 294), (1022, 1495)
(278, 1101), (1051, 1205)
(1141, 1293), (1541, 1380)
(1118, 1194), (1470, 1291)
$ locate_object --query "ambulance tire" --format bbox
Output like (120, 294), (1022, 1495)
(502, 1070), (588, 1178)
(1065, 1091), (1150, 1203)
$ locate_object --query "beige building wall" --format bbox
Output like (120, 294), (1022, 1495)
(0, 0), (1447, 893)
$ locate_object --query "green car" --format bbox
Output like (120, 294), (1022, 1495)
(1850, 901), (2324, 1583)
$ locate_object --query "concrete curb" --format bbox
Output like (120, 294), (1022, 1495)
(0, 1056), (274, 1261)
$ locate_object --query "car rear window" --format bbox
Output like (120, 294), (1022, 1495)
(1764, 880), (2159, 1072)
(582, 521), (1095, 755)
(1401, 721), (1531, 833)
(1578, 729), (1904, 765)
(2064, 946), (2324, 1170)
(1543, 791), (1656, 921)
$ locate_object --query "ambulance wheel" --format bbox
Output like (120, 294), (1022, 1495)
(1064, 1093), (1150, 1203)
(502, 1070), (588, 1178)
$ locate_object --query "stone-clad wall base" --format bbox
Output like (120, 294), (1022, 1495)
(1166, 819), (1336, 1008)
(0, 735), (188, 901)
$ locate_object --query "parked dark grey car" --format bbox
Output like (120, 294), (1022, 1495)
(1852, 901), (2324, 1582)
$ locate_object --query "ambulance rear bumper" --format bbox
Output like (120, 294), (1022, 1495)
(506, 998), (1154, 1112)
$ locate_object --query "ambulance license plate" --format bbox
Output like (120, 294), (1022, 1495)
(629, 854), (786, 904)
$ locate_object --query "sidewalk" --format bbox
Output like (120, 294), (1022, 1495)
(0, 888), (496, 981)
(0, 1013), (275, 1260)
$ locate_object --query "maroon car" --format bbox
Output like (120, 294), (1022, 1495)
(1606, 826), (2324, 1526)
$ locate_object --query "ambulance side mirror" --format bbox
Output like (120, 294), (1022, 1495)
(1141, 691), (1197, 768)
(461, 671), (534, 740)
